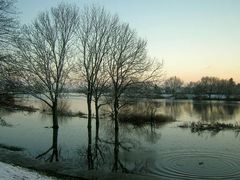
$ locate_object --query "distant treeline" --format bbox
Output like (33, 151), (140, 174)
(2, 76), (240, 101)
(98, 76), (240, 100)
(161, 76), (240, 100)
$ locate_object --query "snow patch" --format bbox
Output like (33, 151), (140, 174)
(0, 162), (55, 180)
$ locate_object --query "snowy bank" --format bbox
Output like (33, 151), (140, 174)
(0, 161), (55, 180)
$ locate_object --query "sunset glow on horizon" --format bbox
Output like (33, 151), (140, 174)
(17, 0), (240, 83)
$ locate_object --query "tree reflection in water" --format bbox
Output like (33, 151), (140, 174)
(112, 128), (130, 173)
(33, 99), (240, 173)
(36, 127), (59, 162)
(87, 135), (94, 169)
(84, 115), (111, 170)
(192, 101), (239, 122)
(93, 125), (106, 169)
(161, 100), (240, 122)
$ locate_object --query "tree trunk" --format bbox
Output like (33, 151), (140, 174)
(113, 95), (119, 171)
(94, 99), (100, 169)
(87, 141), (94, 169)
(52, 102), (59, 129)
(87, 93), (93, 169)
(87, 93), (92, 145)
(95, 100), (99, 140)
(87, 92), (92, 127)
(51, 128), (59, 162)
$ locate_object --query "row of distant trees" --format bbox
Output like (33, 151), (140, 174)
(163, 76), (240, 99)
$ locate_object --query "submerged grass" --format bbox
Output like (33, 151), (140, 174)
(0, 102), (37, 112)
(0, 94), (37, 112)
(118, 101), (175, 126)
(41, 100), (86, 117)
(0, 144), (24, 151)
(57, 111), (86, 117)
(0, 117), (13, 127)
(179, 121), (240, 133)
(42, 110), (86, 118)
(119, 111), (175, 126)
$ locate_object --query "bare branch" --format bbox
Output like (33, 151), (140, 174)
(13, 3), (79, 128)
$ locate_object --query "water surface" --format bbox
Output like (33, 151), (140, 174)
(1, 94), (240, 179)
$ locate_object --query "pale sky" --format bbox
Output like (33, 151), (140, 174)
(16, 0), (240, 83)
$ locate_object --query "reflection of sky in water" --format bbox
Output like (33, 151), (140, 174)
(155, 99), (240, 123)
(1, 94), (240, 178)
(15, 93), (93, 114)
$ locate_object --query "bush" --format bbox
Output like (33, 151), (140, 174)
(0, 93), (15, 106)
(119, 112), (175, 126)
(41, 99), (85, 117)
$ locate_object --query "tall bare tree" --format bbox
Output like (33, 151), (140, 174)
(14, 3), (79, 129)
(76, 5), (117, 169)
(107, 23), (162, 171)
(0, 0), (17, 48)
(0, 0), (18, 97)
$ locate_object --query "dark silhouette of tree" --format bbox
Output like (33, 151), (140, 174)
(0, 0), (18, 48)
(36, 128), (59, 162)
(14, 3), (79, 129)
(107, 22), (162, 171)
(164, 76), (184, 96)
(76, 5), (117, 169)
(197, 77), (219, 99)
(0, 0), (18, 99)
(226, 78), (236, 99)
(0, 55), (18, 95)
(187, 77), (238, 99)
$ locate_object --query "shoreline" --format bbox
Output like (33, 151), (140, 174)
(0, 147), (160, 180)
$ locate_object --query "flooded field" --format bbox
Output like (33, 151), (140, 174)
(1, 94), (240, 179)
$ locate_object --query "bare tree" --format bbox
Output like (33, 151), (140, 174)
(76, 5), (117, 169)
(107, 23), (162, 171)
(164, 76), (184, 96)
(198, 76), (219, 99)
(14, 3), (79, 129)
(0, 0), (18, 49)
(0, 0), (18, 98)
(0, 55), (13, 93)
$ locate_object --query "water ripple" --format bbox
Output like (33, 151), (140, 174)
(149, 150), (240, 179)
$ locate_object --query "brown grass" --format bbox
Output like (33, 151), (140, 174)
(0, 143), (24, 151)
(117, 101), (175, 126)
(41, 100), (85, 117)
(179, 121), (240, 132)
(119, 111), (175, 126)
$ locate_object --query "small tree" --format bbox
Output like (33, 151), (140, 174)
(0, 0), (18, 48)
(164, 76), (184, 96)
(76, 5), (117, 169)
(107, 23), (162, 171)
(14, 3), (79, 129)
(199, 76), (219, 99)
(226, 78), (236, 98)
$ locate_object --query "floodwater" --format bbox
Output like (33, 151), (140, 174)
(1, 94), (240, 179)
